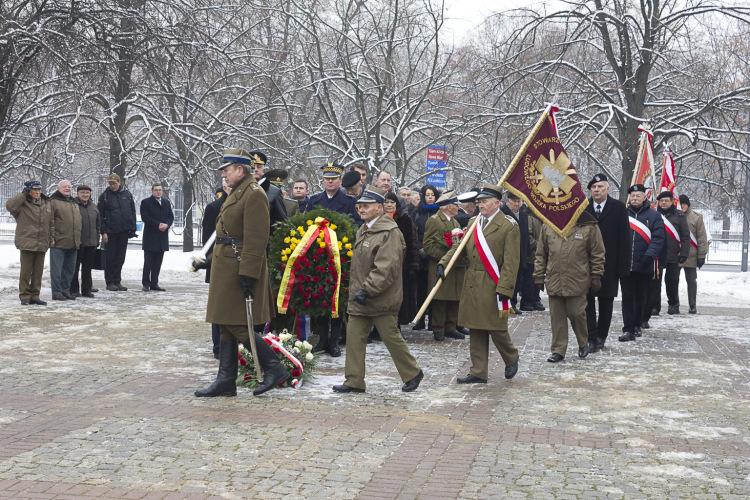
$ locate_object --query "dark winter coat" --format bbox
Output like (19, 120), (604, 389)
(201, 191), (228, 283)
(259, 178), (288, 229)
(98, 186), (136, 236)
(76, 198), (101, 248)
(392, 210), (419, 324)
(585, 196), (629, 297)
(627, 202), (665, 274)
(6, 191), (53, 252)
(657, 205), (690, 266)
(305, 188), (358, 221)
(140, 196), (174, 253)
(502, 204), (531, 268)
(50, 191), (82, 249)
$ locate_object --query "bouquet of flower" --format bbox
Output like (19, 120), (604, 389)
(270, 209), (356, 318)
(237, 330), (316, 389)
(443, 228), (465, 248)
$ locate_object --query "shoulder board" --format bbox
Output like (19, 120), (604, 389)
(504, 214), (518, 225)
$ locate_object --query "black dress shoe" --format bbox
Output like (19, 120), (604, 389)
(445, 330), (465, 340)
(402, 370), (424, 392)
(150, 286), (166, 291)
(689, 306), (697, 314)
(457, 374), (487, 384)
(20, 299), (29, 305)
(641, 321), (650, 329)
(534, 302), (546, 311)
(30, 299), (47, 305)
(634, 327), (642, 338)
(618, 332), (636, 342)
(505, 360), (518, 379)
(588, 341), (599, 353)
(327, 345), (342, 357)
(332, 384), (365, 393)
(578, 344), (590, 359)
(82, 293), (95, 298)
(62, 291), (76, 300)
(91, 288), (99, 293)
(52, 293), (67, 301)
(142, 286), (150, 292)
(106, 284), (119, 291)
(547, 353), (564, 363)
(117, 284), (128, 291)
(457, 327), (471, 335)
(667, 305), (680, 315)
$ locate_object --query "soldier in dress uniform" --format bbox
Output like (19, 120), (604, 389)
(267, 168), (299, 217)
(195, 148), (289, 398)
(304, 161), (358, 221)
(424, 190), (466, 341)
(248, 150), (288, 229)
(332, 187), (424, 393)
(440, 185), (520, 384)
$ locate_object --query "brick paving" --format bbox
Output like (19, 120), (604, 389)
(1, 269), (749, 499)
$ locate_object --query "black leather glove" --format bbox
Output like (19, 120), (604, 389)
(679, 256), (687, 264)
(697, 258), (705, 269)
(590, 276), (602, 293)
(239, 275), (257, 299)
(353, 289), (368, 305)
(436, 264), (445, 279)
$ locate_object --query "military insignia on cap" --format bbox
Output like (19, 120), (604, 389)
(321, 161), (345, 178)
(587, 173), (608, 190)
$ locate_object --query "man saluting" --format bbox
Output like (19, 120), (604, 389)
(439, 185), (521, 384)
(195, 148), (289, 398)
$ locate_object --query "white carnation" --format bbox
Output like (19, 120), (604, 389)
(305, 352), (314, 361)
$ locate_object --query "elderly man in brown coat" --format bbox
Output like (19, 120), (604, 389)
(423, 190), (466, 341)
(534, 211), (605, 362)
(6, 180), (53, 305)
(49, 180), (82, 301)
(195, 148), (289, 398)
(440, 185), (521, 384)
(333, 186), (424, 394)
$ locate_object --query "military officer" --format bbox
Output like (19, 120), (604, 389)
(424, 190), (466, 341)
(332, 187), (424, 393)
(440, 185), (520, 384)
(248, 150), (288, 229)
(267, 168), (299, 217)
(195, 148), (289, 398)
(304, 161), (358, 221)
(534, 211), (605, 362)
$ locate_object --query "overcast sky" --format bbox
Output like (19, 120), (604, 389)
(442, 0), (564, 42)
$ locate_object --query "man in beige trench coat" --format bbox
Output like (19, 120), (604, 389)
(440, 185), (521, 384)
(195, 148), (289, 398)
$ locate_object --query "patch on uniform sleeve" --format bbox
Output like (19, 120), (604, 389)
(504, 215), (518, 225)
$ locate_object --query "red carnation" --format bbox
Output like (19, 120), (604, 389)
(291, 368), (302, 378)
(443, 231), (453, 248)
(304, 300), (311, 307)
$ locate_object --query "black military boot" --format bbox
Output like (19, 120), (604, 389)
(312, 317), (329, 354)
(618, 330), (636, 342)
(194, 337), (238, 397)
(253, 335), (290, 396)
(327, 320), (342, 357)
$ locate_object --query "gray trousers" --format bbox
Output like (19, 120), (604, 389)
(681, 267), (698, 308)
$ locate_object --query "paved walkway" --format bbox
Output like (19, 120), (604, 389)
(1, 271), (749, 499)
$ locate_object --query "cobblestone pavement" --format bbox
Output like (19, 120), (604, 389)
(1, 267), (749, 499)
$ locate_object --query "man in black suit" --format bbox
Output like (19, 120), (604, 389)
(248, 150), (288, 230)
(584, 174), (629, 352)
(140, 183), (174, 291)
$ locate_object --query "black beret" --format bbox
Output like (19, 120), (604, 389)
(656, 191), (673, 200)
(679, 194), (690, 206)
(628, 184), (646, 194)
(342, 171), (361, 188)
(587, 173), (608, 190)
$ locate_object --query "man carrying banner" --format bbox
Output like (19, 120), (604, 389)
(643, 191), (690, 322)
(440, 185), (520, 384)
(679, 195), (709, 314)
(619, 184), (664, 342)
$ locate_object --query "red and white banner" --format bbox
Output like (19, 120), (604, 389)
(661, 215), (680, 243)
(631, 125), (658, 201)
(689, 231), (698, 250)
(659, 148), (678, 204)
(472, 217), (510, 314)
(629, 216), (652, 245)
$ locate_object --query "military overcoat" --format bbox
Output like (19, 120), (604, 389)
(423, 211), (465, 301)
(5, 192), (53, 252)
(206, 175), (273, 326)
(683, 208), (709, 268)
(440, 212), (520, 331)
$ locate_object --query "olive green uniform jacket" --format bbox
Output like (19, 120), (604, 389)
(683, 208), (709, 268)
(50, 191), (82, 250)
(347, 215), (406, 317)
(440, 212), (520, 331)
(6, 192), (53, 252)
(423, 211), (466, 301)
(533, 212), (605, 297)
(206, 175), (273, 326)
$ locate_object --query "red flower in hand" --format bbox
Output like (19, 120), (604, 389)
(443, 231), (454, 248)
